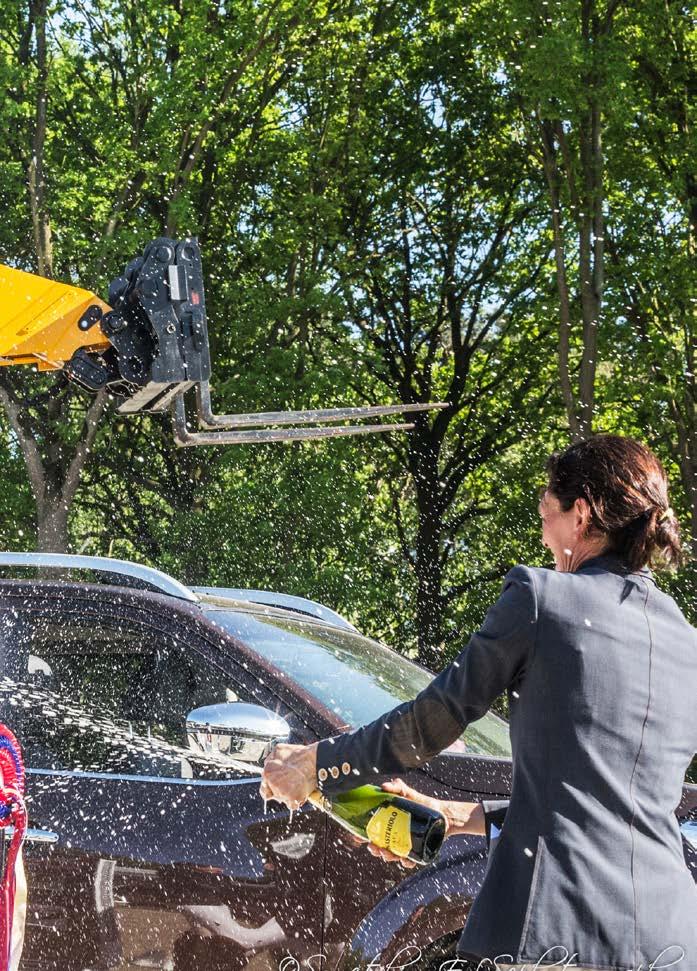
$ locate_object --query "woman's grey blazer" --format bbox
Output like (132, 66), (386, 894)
(314, 552), (697, 970)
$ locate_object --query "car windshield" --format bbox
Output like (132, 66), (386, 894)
(206, 607), (512, 758)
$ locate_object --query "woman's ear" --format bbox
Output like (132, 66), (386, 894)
(574, 496), (593, 537)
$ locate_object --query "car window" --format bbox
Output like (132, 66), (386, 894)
(0, 611), (284, 780)
(206, 608), (512, 758)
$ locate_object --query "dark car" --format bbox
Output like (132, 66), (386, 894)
(0, 553), (695, 971)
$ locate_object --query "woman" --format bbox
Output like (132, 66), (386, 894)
(261, 434), (697, 970)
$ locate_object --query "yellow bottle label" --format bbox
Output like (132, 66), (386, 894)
(365, 805), (413, 857)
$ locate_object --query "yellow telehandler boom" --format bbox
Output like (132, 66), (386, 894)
(0, 237), (445, 445)
(0, 263), (111, 370)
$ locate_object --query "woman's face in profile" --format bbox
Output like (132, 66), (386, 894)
(539, 486), (613, 572)
(538, 488), (576, 566)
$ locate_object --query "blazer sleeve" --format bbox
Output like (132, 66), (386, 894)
(314, 564), (538, 794)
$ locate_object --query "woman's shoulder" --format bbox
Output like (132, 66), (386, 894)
(505, 562), (553, 586)
(513, 560), (697, 638)
(505, 560), (612, 613)
(510, 558), (653, 591)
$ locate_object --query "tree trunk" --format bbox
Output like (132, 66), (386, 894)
(410, 433), (447, 668)
(539, 118), (583, 442)
(528, 0), (614, 443)
(415, 517), (445, 670)
(36, 495), (70, 553)
(0, 379), (107, 554)
(670, 399), (697, 560)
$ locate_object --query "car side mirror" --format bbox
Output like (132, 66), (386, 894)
(185, 701), (291, 766)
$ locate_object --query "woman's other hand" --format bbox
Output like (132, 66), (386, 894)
(344, 778), (446, 869)
(346, 777), (486, 865)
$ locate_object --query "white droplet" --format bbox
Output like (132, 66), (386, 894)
(524, 846), (533, 857)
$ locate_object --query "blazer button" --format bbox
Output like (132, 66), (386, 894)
(318, 767), (328, 782)
(341, 762), (351, 775)
(330, 766), (340, 779)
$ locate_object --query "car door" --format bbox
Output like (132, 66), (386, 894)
(0, 585), (327, 971)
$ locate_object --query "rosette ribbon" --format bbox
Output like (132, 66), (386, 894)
(0, 726), (27, 971)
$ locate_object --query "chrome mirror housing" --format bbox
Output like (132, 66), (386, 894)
(185, 701), (291, 766)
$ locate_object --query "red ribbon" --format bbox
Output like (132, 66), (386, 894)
(0, 726), (26, 970)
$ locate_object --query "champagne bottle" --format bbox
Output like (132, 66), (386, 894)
(307, 783), (446, 865)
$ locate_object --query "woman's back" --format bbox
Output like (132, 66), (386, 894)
(528, 555), (696, 839)
(460, 551), (697, 970)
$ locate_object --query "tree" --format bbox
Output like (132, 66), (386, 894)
(306, 0), (558, 664)
(603, 0), (696, 554)
(478, 0), (630, 442)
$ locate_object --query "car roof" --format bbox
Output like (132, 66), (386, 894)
(0, 552), (357, 632)
(192, 587), (358, 631)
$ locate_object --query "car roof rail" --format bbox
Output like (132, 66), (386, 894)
(0, 552), (199, 603)
(191, 586), (358, 632)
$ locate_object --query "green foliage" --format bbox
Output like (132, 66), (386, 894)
(0, 0), (694, 696)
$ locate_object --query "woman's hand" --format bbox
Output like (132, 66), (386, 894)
(260, 741), (319, 811)
(441, 797), (485, 837)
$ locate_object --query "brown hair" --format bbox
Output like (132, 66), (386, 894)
(541, 434), (685, 573)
